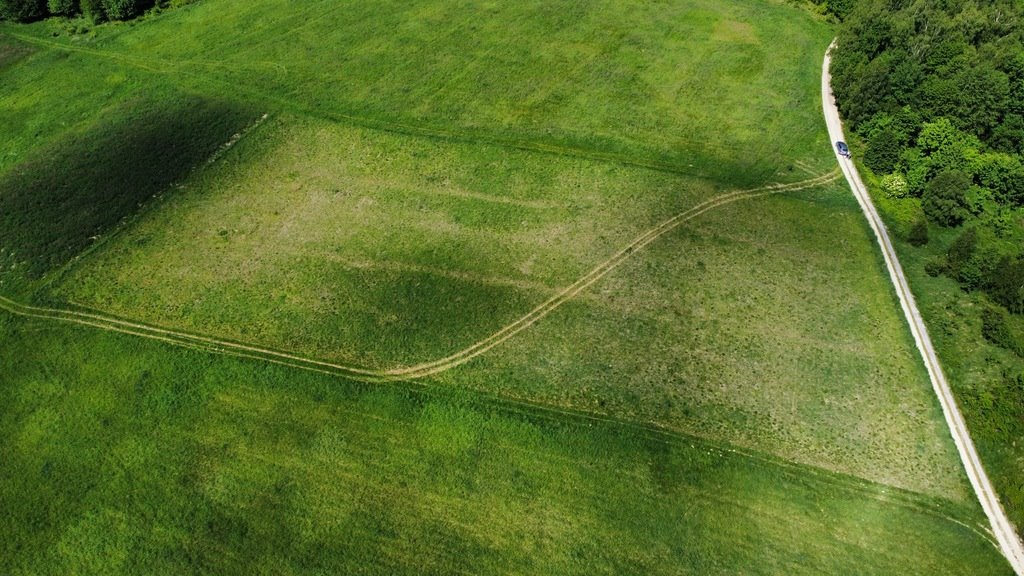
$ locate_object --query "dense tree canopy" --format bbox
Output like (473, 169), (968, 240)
(0, 0), (151, 21)
(833, 0), (1024, 195)
(923, 169), (971, 227)
(833, 0), (1024, 314)
(0, 0), (46, 21)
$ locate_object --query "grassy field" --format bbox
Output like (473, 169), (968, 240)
(0, 0), (1011, 572)
(51, 114), (967, 499)
(0, 314), (1010, 575)
(436, 182), (969, 497)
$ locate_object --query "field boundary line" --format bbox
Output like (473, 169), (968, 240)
(823, 42), (1024, 573)
(0, 170), (837, 383)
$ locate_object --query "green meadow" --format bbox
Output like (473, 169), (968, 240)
(0, 0), (1013, 572)
(0, 315), (1009, 575)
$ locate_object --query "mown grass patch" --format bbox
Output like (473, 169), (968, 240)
(438, 182), (970, 500)
(0, 316), (1011, 575)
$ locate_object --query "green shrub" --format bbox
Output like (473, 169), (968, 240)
(924, 257), (946, 277)
(880, 173), (909, 198)
(907, 218), (929, 247)
(945, 227), (977, 282)
(980, 303), (1019, 354)
(1007, 370), (1024, 409)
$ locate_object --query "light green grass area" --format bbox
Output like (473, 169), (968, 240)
(437, 183), (969, 498)
(0, 316), (1010, 575)
(0, 0), (1005, 571)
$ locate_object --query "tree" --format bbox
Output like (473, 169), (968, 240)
(889, 57), (923, 106)
(47, 0), (77, 16)
(901, 147), (929, 196)
(916, 118), (981, 179)
(942, 227), (1002, 291)
(953, 64), (1010, 140)
(0, 0), (46, 21)
(827, 0), (853, 20)
(923, 170), (971, 226)
(990, 114), (1024, 155)
(100, 0), (150, 20)
(890, 106), (922, 145)
(865, 127), (901, 173)
(989, 256), (1024, 314)
(845, 54), (896, 125)
(80, 0), (104, 21)
(976, 153), (1024, 206)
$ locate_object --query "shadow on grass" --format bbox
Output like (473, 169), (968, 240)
(0, 95), (255, 281)
(0, 36), (33, 71)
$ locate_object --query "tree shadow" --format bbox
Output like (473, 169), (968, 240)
(0, 95), (256, 280)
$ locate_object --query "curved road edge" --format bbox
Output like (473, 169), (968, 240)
(822, 42), (1024, 574)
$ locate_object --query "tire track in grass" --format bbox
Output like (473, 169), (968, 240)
(0, 170), (838, 383)
(382, 169), (841, 378)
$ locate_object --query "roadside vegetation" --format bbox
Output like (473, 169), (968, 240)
(0, 0), (1013, 571)
(830, 0), (1024, 536)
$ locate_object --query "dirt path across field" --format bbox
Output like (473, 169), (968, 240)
(0, 169), (837, 383)
(823, 42), (1024, 574)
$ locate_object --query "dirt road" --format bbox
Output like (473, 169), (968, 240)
(822, 42), (1024, 574)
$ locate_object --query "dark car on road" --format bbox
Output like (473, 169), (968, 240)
(836, 141), (851, 158)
